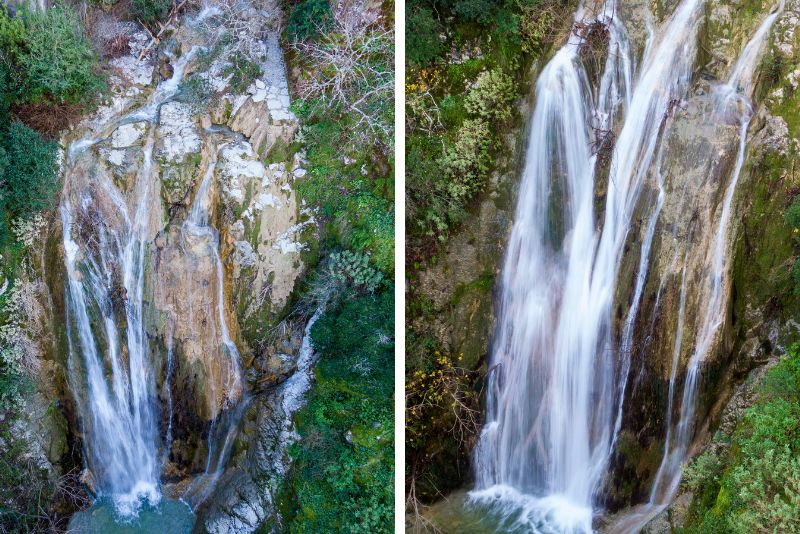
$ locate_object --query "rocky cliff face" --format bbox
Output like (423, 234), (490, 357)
(603, 0), (800, 512)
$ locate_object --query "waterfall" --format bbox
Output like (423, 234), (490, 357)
(63, 125), (162, 517)
(60, 41), (245, 517)
(467, 0), (787, 529)
(175, 132), (247, 510)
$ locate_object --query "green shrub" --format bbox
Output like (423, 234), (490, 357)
(130, 0), (173, 25)
(785, 196), (800, 229)
(329, 250), (384, 293)
(406, 7), (444, 67)
(682, 451), (722, 494)
(293, 104), (394, 276)
(518, 1), (557, 52)
(14, 6), (106, 105)
(464, 69), (517, 123)
(785, 197), (800, 293)
(439, 118), (492, 202)
(0, 122), (59, 219)
(453, 0), (503, 23)
(177, 74), (213, 108)
(0, 7), (26, 57)
(684, 345), (800, 532)
(287, 0), (332, 41)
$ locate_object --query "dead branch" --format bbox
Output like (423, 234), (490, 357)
(290, 17), (394, 146)
(137, 0), (190, 62)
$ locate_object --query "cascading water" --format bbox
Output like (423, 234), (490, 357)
(61, 38), (246, 519)
(471, 0), (782, 530)
(61, 52), (196, 516)
(175, 131), (247, 510)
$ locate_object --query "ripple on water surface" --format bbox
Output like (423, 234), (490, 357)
(422, 488), (594, 533)
(68, 499), (194, 534)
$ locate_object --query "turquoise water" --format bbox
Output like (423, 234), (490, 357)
(68, 499), (195, 533)
(419, 490), (524, 533)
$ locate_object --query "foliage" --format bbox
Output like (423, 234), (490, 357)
(282, 292), (394, 533)
(785, 195), (800, 294)
(464, 69), (517, 123)
(0, 254), (47, 414)
(518, 0), (561, 53)
(0, 122), (59, 220)
(440, 118), (492, 198)
(301, 249), (386, 313)
(286, 0), (332, 41)
(223, 52), (262, 94)
(285, 0), (394, 284)
(683, 344), (800, 532)
(291, 18), (394, 148)
(291, 98), (394, 275)
(177, 75), (213, 109)
(130, 0), (173, 25)
(682, 450), (722, 495)
(453, 0), (504, 23)
(406, 7), (444, 67)
(406, 351), (480, 450)
(1, 5), (106, 106)
(328, 250), (384, 293)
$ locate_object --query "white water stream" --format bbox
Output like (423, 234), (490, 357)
(471, 0), (783, 531)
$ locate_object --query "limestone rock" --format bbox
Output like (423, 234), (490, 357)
(111, 121), (147, 148)
(218, 142), (310, 317)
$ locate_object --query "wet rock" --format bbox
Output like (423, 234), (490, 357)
(156, 102), (203, 205)
(153, 224), (244, 422)
(80, 468), (98, 497)
(248, 319), (305, 391)
(641, 492), (693, 533)
(157, 102), (202, 163)
(751, 112), (790, 156)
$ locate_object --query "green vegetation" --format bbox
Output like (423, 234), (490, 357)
(680, 344), (800, 532)
(286, 0), (332, 41)
(0, 3), (104, 240)
(280, 4), (394, 532)
(0, 122), (59, 222)
(130, 0), (173, 25)
(177, 74), (214, 109)
(282, 292), (394, 533)
(224, 52), (263, 94)
(784, 195), (800, 293)
(0, 5), (105, 106)
(405, 7), (443, 67)
(286, 7), (394, 273)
